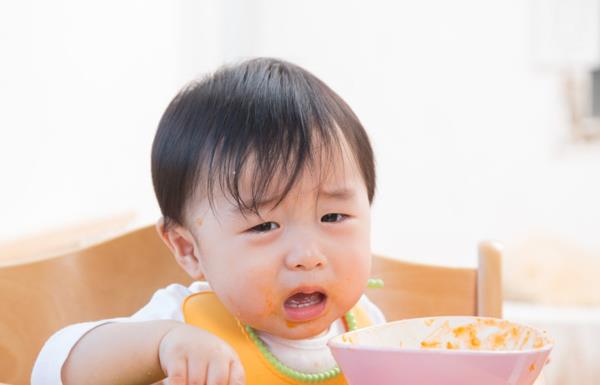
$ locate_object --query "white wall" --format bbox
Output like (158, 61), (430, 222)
(216, 0), (600, 265)
(0, 0), (222, 240)
(1, 0), (599, 267)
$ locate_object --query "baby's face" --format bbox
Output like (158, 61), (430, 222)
(187, 155), (371, 339)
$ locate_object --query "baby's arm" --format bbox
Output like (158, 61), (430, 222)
(62, 319), (245, 385)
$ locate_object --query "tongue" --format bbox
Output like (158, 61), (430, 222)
(285, 292), (324, 308)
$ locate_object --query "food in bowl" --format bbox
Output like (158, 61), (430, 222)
(328, 316), (553, 385)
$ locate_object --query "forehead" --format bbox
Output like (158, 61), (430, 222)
(185, 141), (364, 222)
(238, 138), (361, 195)
(242, 155), (361, 207)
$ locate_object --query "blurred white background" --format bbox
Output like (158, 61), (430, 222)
(0, 0), (600, 265)
(2, 1), (600, 383)
(2, 0), (599, 266)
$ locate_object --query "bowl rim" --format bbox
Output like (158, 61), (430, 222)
(328, 315), (554, 355)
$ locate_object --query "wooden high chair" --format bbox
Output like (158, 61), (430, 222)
(0, 225), (502, 385)
(366, 241), (503, 321)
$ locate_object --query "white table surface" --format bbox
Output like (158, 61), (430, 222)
(504, 300), (600, 385)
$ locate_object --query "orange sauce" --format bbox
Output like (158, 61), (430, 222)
(416, 319), (545, 351)
(446, 342), (458, 349)
(421, 341), (441, 349)
(533, 337), (544, 349)
(490, 333), (506, 349)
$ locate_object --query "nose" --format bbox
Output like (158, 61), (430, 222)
(284, 241), (327, 271)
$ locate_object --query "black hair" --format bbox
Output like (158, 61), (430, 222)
(151, 58), (375, 231)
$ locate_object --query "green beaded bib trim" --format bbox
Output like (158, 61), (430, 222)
(243, 278), (384, 383)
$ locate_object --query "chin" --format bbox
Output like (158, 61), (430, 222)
(280, 326), (327, 340)
(281, 315), (338, 340)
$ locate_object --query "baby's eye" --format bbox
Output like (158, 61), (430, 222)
(248, 221), (280, 233)
(321, 213), (347, 223)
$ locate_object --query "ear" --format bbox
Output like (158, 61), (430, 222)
(156, 217), (206, 280)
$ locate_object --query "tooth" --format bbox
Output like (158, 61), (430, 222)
(287, 293), (322, 308)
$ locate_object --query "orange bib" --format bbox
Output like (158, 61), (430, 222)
(182, 292), (372, 385)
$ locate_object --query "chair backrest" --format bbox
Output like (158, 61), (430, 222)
(0, 225), (502, 385)
(0, 225), (191, 385)
(0, 211), (137, 263)
(366, 241), (502, 321)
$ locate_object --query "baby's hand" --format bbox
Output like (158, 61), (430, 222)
(159, 323), (245, 385)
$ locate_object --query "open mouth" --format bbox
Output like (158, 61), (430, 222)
(283, 290), (327, 322)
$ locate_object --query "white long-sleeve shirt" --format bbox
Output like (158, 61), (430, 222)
(31, 281), (386, 384)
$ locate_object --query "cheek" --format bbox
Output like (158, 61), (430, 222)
(332, 224), (371, 266)
(337, 252), (371, 284)
(328, 229), (372, 295)
(214, 262), (281, 322)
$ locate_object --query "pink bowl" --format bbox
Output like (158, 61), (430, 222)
(328, 316), (552, 385)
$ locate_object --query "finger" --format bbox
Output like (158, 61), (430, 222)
(165, 355), (188, 385)
(206, 359), (230, 385)
(229, 359), (245, 385)
(187, 355), (208, 385)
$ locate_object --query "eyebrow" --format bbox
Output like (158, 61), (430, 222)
(319, 187), (355, 200)
(229, 187), (356, 216)
(229, 196), (280, 216)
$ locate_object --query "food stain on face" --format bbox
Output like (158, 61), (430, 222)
(195, 217), (203, 227)
(259, 285), (277, 318)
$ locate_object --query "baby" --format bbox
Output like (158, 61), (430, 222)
(32, 58), (385, 385)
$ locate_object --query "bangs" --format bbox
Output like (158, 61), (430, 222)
(207, 116), (345, 216)
(152, 58), (375, 230)
(202, 67), (349, 215)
